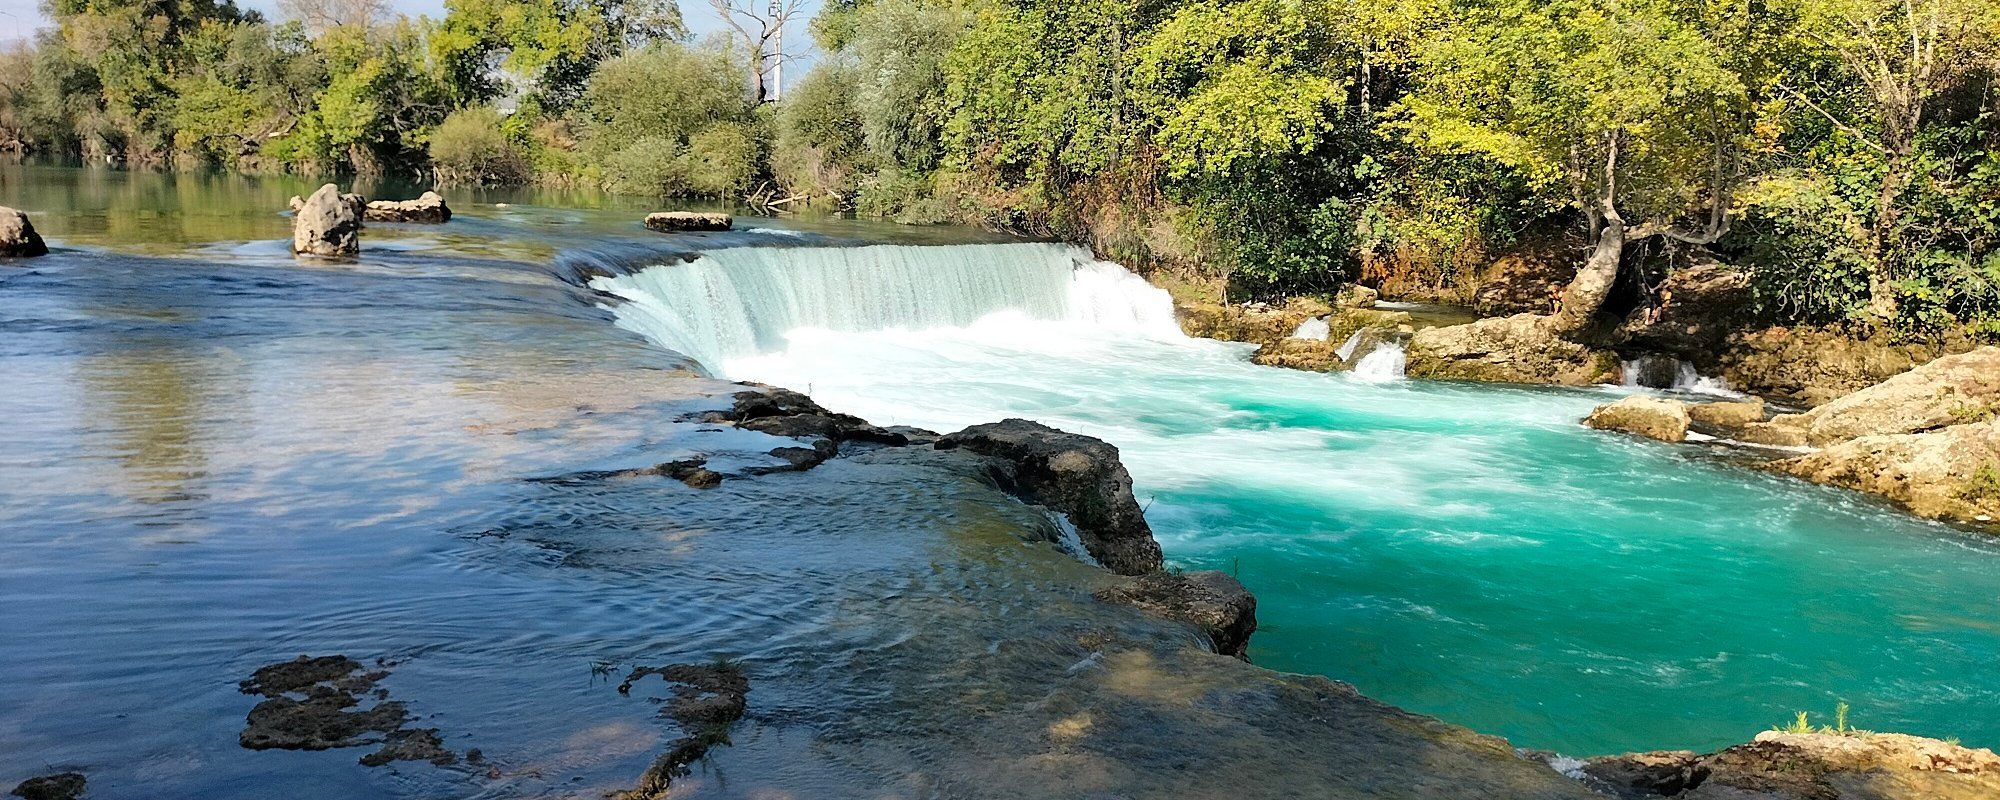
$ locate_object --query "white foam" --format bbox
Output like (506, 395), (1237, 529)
(1291, 316), (1331, 341)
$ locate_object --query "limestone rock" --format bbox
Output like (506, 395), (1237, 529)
(1474, 251), (1576, 316)
(0, 206), (49, 258)
(1334, 283), (1379, 309)
(1406, 314), (1622, 386)
(1616, 263), (1752, 363)
(1717, 326), (1974, 407)
(1768, 421), (2000, 525)
(936, 419), (1164, 575)
(1585, 395), (1691, 442)
(291, 184), (361, 257)
(1586, 732), (2000, 800)
(1690, 398), (1767, 431)
(364, 191), (451, 223)
(1251, 337), (1345, 371)
(1094, 570), (1257, 659)
(1754, 347), (2000, 447)
(645, 211), (733, 233)
(1325, 307), (1413, 347)
(1176, 296), (1332, 346)
(289, 191), (365, 221)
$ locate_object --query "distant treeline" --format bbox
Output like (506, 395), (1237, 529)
(1, 0), (1996, 334)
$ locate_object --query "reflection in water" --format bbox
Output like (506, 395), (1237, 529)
(79, 343), (218, 508)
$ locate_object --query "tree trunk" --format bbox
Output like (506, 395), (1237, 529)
(1864, 147), (1910, 321)
(1546, 215), (1627, 337)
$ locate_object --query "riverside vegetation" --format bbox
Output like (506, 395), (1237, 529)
(2, 0), (1997, 342)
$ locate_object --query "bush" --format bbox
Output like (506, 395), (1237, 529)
(602, 136), (690, 196)
(576, 41), (761, 198)
(428, 106), (526, 185)
(773, 61), (868, 199)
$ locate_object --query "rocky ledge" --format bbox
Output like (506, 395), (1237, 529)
(1572, 730), (2000, 799)
(644, 211), (733, 233)
(937, 418), (1165, 575)
(364, 191), (451, 224)
(1094, 569), (1257, 658)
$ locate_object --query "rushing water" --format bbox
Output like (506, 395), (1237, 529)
(600, 242), (2000, 756)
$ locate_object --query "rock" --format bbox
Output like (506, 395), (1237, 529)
(1251, 337), (1345, 371)
(1579, 750), (1700, 798)
(364, 191), (451, 223)
(1584, 396), (1691, 442)
(1717, 326), (1974, 407)
(1474, 250), (1576, 317)
(936, 419), (1164, 575)
(1406, 314), (1622, 386)
(1689, 398), (1767, 431)
(291, 184), (361, 257)
(10, 773), (85, 800)
(289, 191), (365, 221)
(703, 387), (910, 450)
(238, 655), (459, 768)
(1751, 347), (2000, 447)
(1324, 307), (1414, 347)
(1094, 570), (1257, 659)
(1767, 421), (2000, 525)
(0, 206), (49, 258)
(1175, 296), (1332, 346)
(644, 211), (732, 233)
(613, 663), (749, 800)
(1616, 263), (1753, 363)
(1585, 732), (2000, 800)
(1334, 283), (1379, 309)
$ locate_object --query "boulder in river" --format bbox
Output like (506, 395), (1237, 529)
(1716, 325), (1976, 408)
(645, 211), (733, 233)
(1175, 296), (1331, 346)
(0, 206), (49, 258)
(291, 184), (361, 257)
(364, 191), (451, 223)
(1767, 420), (2000, 526)
(1580, 730), (2000, 799)
(1094, 569), (1257, 659)
(1334, 283), (1378, 309)
(1251, 337), (1345, 371)
(937, 418), (1164, 575)
(10, 773), (85, 800)
(289, 190), (366, 221)
(1407, 313), (1621, 386)
(1615, 263), (1752, 364)
(1584, 395), (1691, 442)
(1749, 347), (2000, 447)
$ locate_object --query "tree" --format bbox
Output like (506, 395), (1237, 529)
(276, 0), (387, 33)
(708, 0), (807, 103)
(1399, 0), (1760, 336)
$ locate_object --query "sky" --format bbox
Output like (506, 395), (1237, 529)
(0, 0), (813, 50)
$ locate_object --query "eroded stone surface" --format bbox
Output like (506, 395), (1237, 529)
(613, 663), (750, 800)
(1408, 314), (1621, 386)
(1768, 421), (2000, 526)
(238, 655), (458, 767)
(1585, 396), (1692, 443)
(644, 212), (733, 233)
(0, 206), (49, 258)
(365, 191), (451, 224)
(1582, 731), (2000, 799)
(9, 773), (84, 800)
(1094, 570), (1257, 659)
(291, 185), (361, 257)
(937, 419), (1164, 575)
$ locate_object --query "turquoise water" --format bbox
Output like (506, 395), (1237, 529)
(601, 244), (2000, 757)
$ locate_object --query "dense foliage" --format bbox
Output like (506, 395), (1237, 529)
(0, 0), (1995, 335)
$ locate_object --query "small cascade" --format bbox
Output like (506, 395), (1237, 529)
(1291, 316), (1331, 341)
(591, 242), (1183, 373)
(1621, 354), (1736, 395)
(1350, 339), (1408, 381)
(1335, 330), (1367, 362)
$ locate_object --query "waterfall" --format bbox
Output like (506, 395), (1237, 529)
(1291, 316), (1331, 341)
(591, 243), (1183, 373)
(1335, 330), (1366, 362)
(1351, 340), (1407, 381)
(1621, 354), (1736, 395)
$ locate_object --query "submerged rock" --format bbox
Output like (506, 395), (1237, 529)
(937, 419), (1164, 575)
(614, 663), (750, 800)
(1768, 421), (2000, 526)
(1584, 396), (1691, 443)
(1094, 570), (1257, 659)
(1750, 347), (2000, 447)
(239, 655), (458, 767)
(1407, 314), (1621, 386)
(644, 211), (733, 233)
(1583, 731), (2000, 799)
(9, 773), (85, 800)
(0, 206), (49, 258)
(364, 191), (451, 224)
(291, 184), (361, 257)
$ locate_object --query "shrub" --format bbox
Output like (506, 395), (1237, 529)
(427, 106), (526, 185)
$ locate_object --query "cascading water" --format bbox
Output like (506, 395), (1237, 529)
(1291, 316), (1331, 341)
(592, 243), (1182, 373)
(1350, 340), (1407, 380)
(1622, 353), (1736, 396)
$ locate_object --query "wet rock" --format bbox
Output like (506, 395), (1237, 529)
(1175, 296), (1332, 346)
(291, 184), (361, 257)
(1750, 347), (2000, 447)
(1767, 421), (2000, 526)
(1250, 337), (1345, 371)
(1325, 307), (1414, 347)
(614, 663), (750, 800)
(0, 206), (49, 258)
(288, 191), (365, 222)
(1585, 396), (1691, 443)
(1690, 398), (1766, 431)
(1407, 314), (1622, 386)
(704, 387), (911, 456)
(644, 211), (733, 233)
(239, 655), (460, 768)
(10, 773), (85, 800)
(937, 419), (1164, 575)
(1578, 750), (1700, 798)
(636, 458), (722, 488)
(364, 192), (451, 224)
(1094, 570), (1257, 659)
(1616, 263), (1753, 364)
